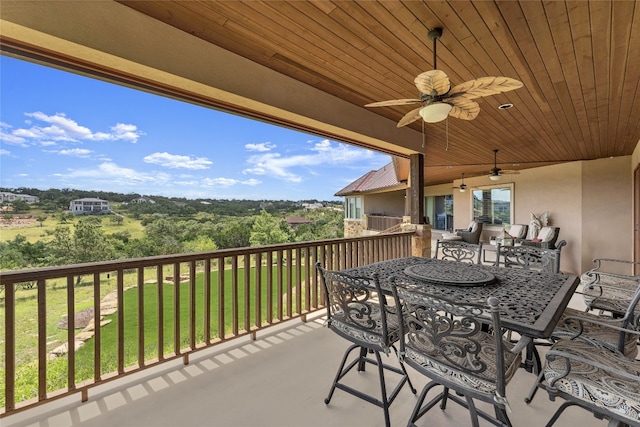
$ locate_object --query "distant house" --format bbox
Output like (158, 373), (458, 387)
(0, 191), (39, 204)
(131, 197), (155, 204)
(285, 215), (312, 229)
(302, 202), (323, 210)
(69, 198), (112, 215)
(335, 160), (408, 237)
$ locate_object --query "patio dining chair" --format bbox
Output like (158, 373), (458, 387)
(525, 281), (640, 404)
(434, 239), (483, 264)
(498, 242), (565, 274)
(580, 258), (640, 317)
(391, 279), (522, 427)
(316, 263), (416, 427)
(535, 320), (640, 426)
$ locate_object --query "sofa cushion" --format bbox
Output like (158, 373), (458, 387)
(537, 227), (555, 242)
(509, 224), (524, 238)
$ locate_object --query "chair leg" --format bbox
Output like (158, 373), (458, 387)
(525, 370), (545, 404)
(357, 346), (368, 371)
(408, 381), (441, 426)
(440, 387), (449, 410)
(494, 404), (512, 427)
(373, 350), (392, 427)
(393, 347), (417, 395)
(466, 395), (481, 427)
(324, 343), (361, 404)
(326, 344), (413, 427)
(545, 401), (580, 427)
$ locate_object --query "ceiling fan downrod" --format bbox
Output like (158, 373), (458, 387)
(428, 27), (443, 70)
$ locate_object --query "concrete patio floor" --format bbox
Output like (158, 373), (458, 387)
(4, 293), (607, 427)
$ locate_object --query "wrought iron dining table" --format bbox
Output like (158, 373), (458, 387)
(341, 256), (580, 340)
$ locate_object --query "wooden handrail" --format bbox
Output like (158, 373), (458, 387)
(1, 232), (413, 416)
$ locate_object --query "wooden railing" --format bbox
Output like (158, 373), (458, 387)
(0, 232), (413, 416)
(366, 215), (403, 232)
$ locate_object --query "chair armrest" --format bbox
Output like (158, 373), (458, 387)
(560, 311), (639, 333)
(592, 258), (640, 272)
(546, 340), (640, 384)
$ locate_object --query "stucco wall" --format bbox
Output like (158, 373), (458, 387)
(581, 157), (633, 272)
(363, 192), (406, 217)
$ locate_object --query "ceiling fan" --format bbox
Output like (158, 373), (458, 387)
(365, 27), (524, 127)
(489, 149), (520, 181)
(452, 173), (468, 192)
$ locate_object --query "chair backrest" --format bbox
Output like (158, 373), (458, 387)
(458, 221), (484, 244)
(499, 244), (563, 273)
(434, 240), (482, 264)
(316, 263), (392, 351)
(391, 281), (509, 400)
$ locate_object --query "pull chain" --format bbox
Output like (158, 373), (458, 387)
(445, 118), (449, 151)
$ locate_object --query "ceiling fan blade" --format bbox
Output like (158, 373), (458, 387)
(449, 76), (523, 99)
(414, 70), (451, 96)
(397, 107), (423, 127)
(365, 98), (422, 107)
(447, 98), (480, 120)
(500, 170), (521, 175)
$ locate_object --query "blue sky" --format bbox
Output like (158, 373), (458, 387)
(0, 56), (390, 201)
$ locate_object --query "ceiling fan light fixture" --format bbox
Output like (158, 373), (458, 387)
(459, 186), (466, 192)
(419, 102), (452, 123)
(489, 174), (501, 181)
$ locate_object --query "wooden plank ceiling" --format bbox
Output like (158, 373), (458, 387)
(119, 0), (640, 184)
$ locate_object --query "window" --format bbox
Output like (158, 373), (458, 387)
(472, 184), (513, 227)
(345, 196), (362, 219)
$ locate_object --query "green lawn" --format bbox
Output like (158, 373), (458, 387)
(2, 264), (306, 406)
(0, 215), (145, 243)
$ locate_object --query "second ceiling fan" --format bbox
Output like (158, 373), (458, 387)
(365, 27), (523, 127)
(489, 149), (520, 181)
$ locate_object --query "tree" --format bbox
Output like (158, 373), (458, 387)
(57, 212), (74, 224)
(36, 215), (47, 227)
(11, 199), (30, 214)
(46, 219), (116, 277)
(110, 214), (124, 225)
(143, 218), (183, 255)
(214, 220), (252, 249)
(0, 235), (47, 270)
(249, 210), (292, 246)
(183, 235), (218, 253)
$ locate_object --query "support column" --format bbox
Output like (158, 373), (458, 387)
(409, 153), (424, 224)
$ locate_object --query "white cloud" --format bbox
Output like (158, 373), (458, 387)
(4, 112), (145, 145)
(0, 148), (10, 156)
(245, 142), (276, 152)
(242, 178), (261, 186)
(62, 162), (171, 184)
(58, 148), (92, 157)
(202, 177), (238, 187)
(111, 123), (143, 143)
(242, 139), (372, 183)
(0, 129), (28, 146)
(200, 177), (262, 188)
(26, 111), (93, 139)
(143, 152), (212, 170)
